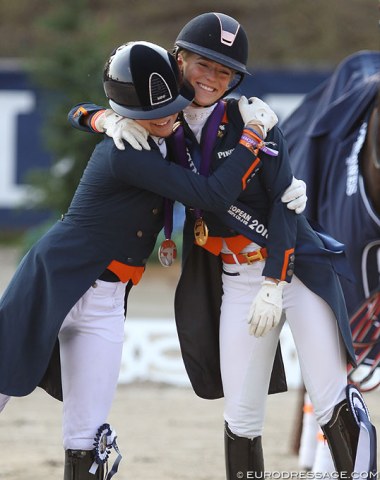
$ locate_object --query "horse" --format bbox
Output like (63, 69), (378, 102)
(281, 50), (380, 470)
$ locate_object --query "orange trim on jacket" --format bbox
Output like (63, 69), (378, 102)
(280, 249), (295, 281)
(73, 106), (88, 118)
(221, 108), (228, 124)
(107, 260), (145, 285)
(242, 157), (261, 189)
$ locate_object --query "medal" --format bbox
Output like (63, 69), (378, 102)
(158, 239), (177, 267)
(172, 102), (225, 250)
(159, 198), (177, 267)
(194, 218), (209, 246)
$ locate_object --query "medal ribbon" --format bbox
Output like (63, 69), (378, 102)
(163, 197), (174, 240)
(172, 100), (226, 221)
(194, 100), (226, 218)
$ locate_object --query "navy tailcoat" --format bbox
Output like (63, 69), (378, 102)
(0, 137), (259, 399)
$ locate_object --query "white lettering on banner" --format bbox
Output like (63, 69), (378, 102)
(0, 91), (35, 207)
(119, 319), (190, 386)
(118, 319), (301, 389)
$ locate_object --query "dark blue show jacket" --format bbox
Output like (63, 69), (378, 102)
(0, 133), (260, 400)
(61, 100), (356, 401)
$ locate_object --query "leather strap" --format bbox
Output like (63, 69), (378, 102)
(221, 247), (268, 265)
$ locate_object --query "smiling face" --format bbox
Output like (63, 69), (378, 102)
(177, 51), (236, 107)
(136, 113), (178, 137)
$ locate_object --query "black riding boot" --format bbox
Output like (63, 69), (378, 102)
(64, 449), (104, 480)
(224, 422), (264, 480)
(321, 399), (359, 477)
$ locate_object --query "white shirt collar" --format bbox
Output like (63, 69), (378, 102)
(183, 104), (217, 142)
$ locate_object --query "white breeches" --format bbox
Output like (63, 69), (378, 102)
(0, 280), (126, 451)
(58, 279), (126, 450)
(220, 260), (348, 439)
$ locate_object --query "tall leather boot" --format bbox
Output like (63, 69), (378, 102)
(64, 449), (104, 479)
(321, 399), (359, 477)
(224, 422), (264, 480)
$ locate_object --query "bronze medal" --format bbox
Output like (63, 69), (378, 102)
(158, 239), (177, 267)
(194, 218), (209, 246)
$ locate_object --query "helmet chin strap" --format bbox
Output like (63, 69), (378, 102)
(223, 72), (244, 99)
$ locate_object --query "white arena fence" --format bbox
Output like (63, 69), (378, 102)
(119, 319), (303, 389)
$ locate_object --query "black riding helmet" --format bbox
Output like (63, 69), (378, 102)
(104, 41), (194, 119)
(174, 12), (251, 98)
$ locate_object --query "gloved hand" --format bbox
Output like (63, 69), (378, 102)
(94, 109), (150, 151)
(247, 280), (286, 337)
(238, 96), (278, 139)
(281, 176), (308, 214)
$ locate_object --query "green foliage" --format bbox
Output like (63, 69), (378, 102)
(24, 0), (112, 214)
(2, 1), (379, 67)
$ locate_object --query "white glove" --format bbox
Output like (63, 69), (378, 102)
(281, 176), (308, 214)
(238, 96), (278, 139)
(94, 109), (150, 151)
(247, 280), (286, 337)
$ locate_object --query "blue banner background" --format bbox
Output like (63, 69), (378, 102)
(0, 64), (330, 231)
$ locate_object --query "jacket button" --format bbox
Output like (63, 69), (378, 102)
(287, 269), (294, 277)
(152, 208), (159, 215)
(136, 230), (143, 238)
